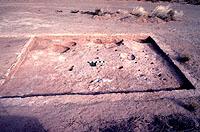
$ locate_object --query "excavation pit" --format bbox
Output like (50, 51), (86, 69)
(0, 35), (194, 97)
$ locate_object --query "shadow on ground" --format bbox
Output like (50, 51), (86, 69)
(0, 115), (46, 132)
(97, 113), (200, 132)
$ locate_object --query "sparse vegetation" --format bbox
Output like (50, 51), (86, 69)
(151, 5), (183, 21)
(146, 0), (200, 5)
(130, 5), (183, 21)
(131, 6), (149, 17)
(185, 0), (200, 5)
(73, 6), (183, 22)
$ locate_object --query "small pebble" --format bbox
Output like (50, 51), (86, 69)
(88, 61), (97, 67)
(70, 10), (79, 13)
(118, 66), (123, 69)
(70, 42), (77, 46)
(140, 74), (145, 77)
(68, 66), (74, 71)
(115, 39), (124, 46)
(56, 10), (63, 13)
(130, 54), (136, 60)
(158, 73), (162, 77)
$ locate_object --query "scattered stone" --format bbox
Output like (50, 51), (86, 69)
(130, 54), (136, 60)
(81, 9), (103, 16)
(140, 74), (145, 77)
(115, 39), (124, 46)
(117, 9), (129, 14)
(150, 62), (154, 64)
(94, 9), (103, 16)
(88, 59), (105, 67)
(98, 60), (105, 66)
(80, 9), (115, 20)
(158, 73), (162, 77)
(56, 10), (63, 13)
(68, 66), (74, 71)
(118, 66), (123, 69)
(70, 10), (79, 13)
(69, 42), (77, 46)
(88, 61), (97, 67)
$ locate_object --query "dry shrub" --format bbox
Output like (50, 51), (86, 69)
(131, 6), (149, 17)
(185, 0), (200, 5)
(151, 5), (183, 21)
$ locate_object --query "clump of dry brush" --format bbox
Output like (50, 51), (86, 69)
(146, 0), (200, 5)
(131, 5), (183, 21)
(131, 6), (149, 17)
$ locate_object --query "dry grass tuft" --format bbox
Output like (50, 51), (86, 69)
(151, 5), (183, 21)
(131, 6), (149, 17)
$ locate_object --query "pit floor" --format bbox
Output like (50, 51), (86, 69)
(1, 36), (182, 96)
(0, 1), (200, 131)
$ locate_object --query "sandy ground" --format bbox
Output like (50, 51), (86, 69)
(0, 0), (200, 131)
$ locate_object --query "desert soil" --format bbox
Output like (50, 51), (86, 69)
(0, 0), (200, 131)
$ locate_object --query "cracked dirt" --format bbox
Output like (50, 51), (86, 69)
(0, 0), (200, 132)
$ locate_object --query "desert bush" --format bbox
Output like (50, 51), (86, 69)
(146, 0), (200, 5)
(131, 6), (149, 17)
(151, 5), (183, 21)
(185, 0), (200, 5)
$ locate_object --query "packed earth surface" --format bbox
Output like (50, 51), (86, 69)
(0, 0), (200, 131)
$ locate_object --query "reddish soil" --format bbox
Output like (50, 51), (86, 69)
(0, 0), (199, 131)
(1, 35), (182, 96)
